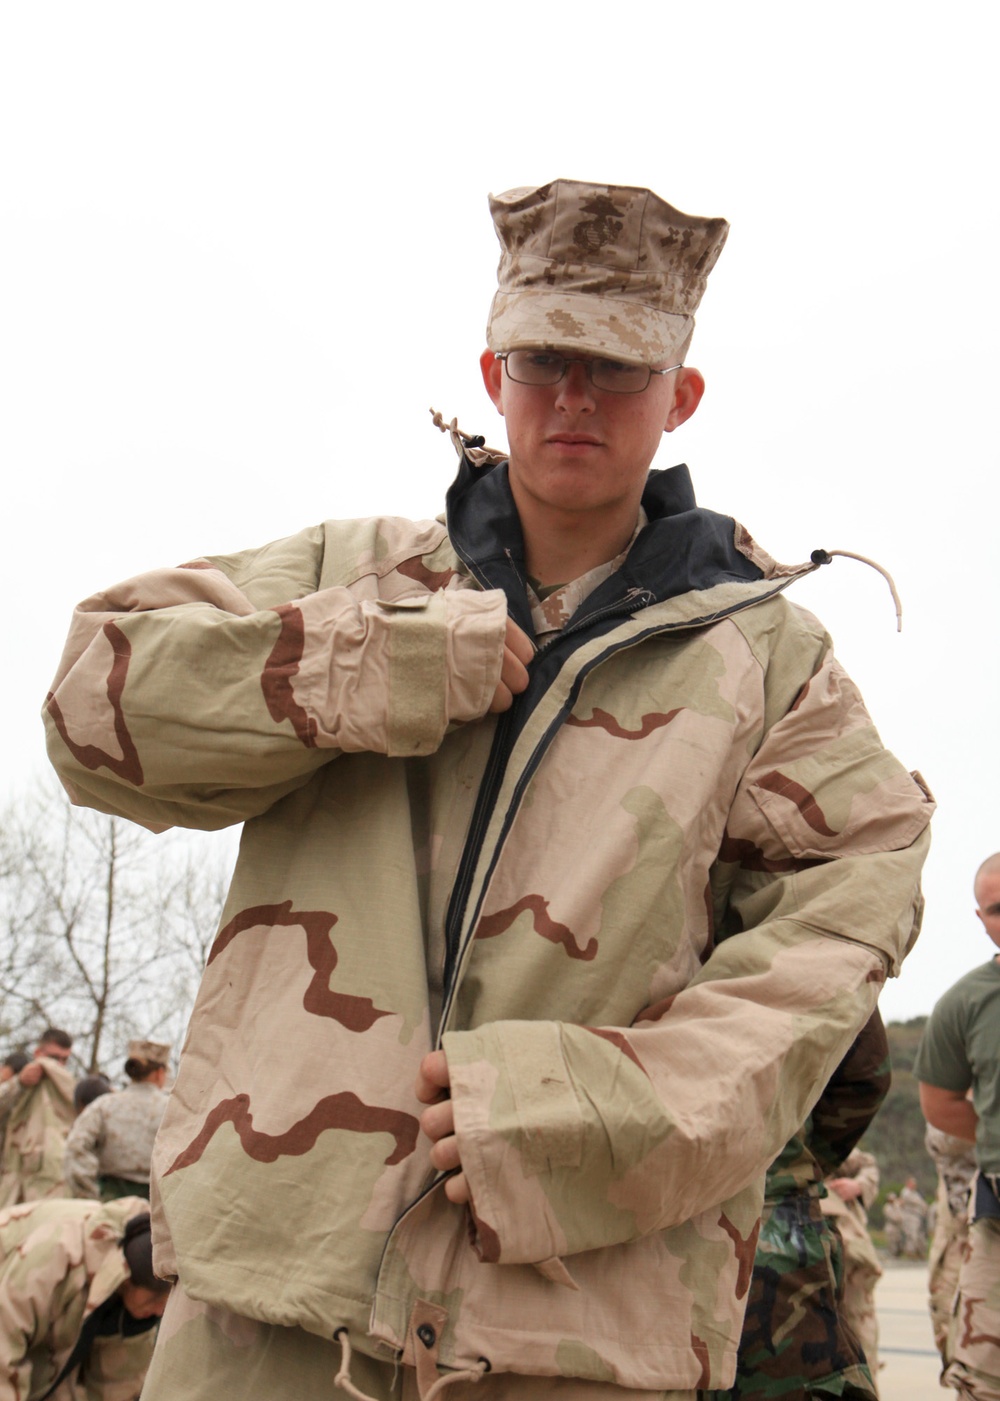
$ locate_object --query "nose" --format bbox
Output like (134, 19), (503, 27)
(554, 360), (596, 412)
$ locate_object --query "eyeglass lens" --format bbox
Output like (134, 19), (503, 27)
(504, 350), (652, 394)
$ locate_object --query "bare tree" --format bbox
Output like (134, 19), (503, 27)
(0, 779), (234, 1072)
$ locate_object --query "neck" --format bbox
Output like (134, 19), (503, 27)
(514, 492), (640, 587)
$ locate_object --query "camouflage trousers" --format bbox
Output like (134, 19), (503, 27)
(929, 1182), (969, 1364)
(836, 1211), (882, 1382)
(141, 1282), (695, 1400)
(701, 1193), (877, 1400)
(943, 1216), (1000, 1399)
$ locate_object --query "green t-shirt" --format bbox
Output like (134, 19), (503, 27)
(914, 958), (1000, 1173)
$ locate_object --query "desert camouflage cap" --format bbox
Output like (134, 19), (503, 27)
(487, 179), (729, 366)
(126, 1038), (171, 1066)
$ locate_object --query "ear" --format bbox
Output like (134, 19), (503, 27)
(664, 366), (705, 433)
(977, 907), (986, 928)
(480, 349), (504, 414)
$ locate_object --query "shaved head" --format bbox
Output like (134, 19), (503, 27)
(975, 853), (1000, 906)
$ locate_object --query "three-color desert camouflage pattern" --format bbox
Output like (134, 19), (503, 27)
(0, 1061), (75, 1209)
(64, 1082), (169, 1201)
(143, 1279), (698, 1400)
(944, 1217), (1000, 1399)
(0, 1195), (155, 1401)
(43, 436), (932, 1393)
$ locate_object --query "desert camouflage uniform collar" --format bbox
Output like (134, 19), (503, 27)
(442, 431), (819, 635)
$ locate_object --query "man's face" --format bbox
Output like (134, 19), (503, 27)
(976, 871), (1000, 952)
(480, 350), (703, 524)
(36, 1042), (72, 1064)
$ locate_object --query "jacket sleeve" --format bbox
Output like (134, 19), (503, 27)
(43, 525), (508, 831)
(444, 639), (933, 1266)
(807, 1010), (891, 1176)
(63, 1102), (103, 1200)
(0, 1079), (23, 1132)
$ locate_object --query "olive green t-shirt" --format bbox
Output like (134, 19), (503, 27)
(914, 958), (1000, 1173)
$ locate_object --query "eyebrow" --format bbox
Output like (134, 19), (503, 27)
(984, 903), (1000, 916)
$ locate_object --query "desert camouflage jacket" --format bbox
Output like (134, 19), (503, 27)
(0, 1195), (155, 1401)
(43, 439), (933, 1391)
(0, 1061), (75, 1210)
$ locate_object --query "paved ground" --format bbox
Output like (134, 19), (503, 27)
(876, 1258), (943, 1399)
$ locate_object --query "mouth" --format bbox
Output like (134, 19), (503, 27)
(546, 433), (602, 448)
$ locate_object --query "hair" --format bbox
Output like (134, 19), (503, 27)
(122, 1214), (170, 1293)
(974, 853), (1000, 904)
(38, 1027), (72, 1050)
(124, 1057), (167, 1082)
(74, 1074), (113, 1112)
(2, 1052), (29, 1074)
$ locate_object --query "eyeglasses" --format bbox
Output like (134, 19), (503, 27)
(495, 350), (682, 395)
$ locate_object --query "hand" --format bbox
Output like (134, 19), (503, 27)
(489, 618), (534, 713)
(415, 1051), (470, 1204)
(19, 1062), (44, 1088)
(828, 1176), (863, 1202)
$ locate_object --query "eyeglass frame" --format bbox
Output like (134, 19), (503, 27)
(494, 350), (683, 395)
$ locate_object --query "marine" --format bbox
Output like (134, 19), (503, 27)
(0, 1196), (167, 1399)
(44, 179), (933, 1399)
(0, 1028), (75, 1208)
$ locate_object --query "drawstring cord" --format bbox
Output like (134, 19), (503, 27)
(423, 1360), (489, 1398)
(427, 411), (906, 636)
(334, 1329), (488, 1400)
(429, 407), (484, 449)
(810, 549), (903, 632)
(333, 1329), (380, 1400)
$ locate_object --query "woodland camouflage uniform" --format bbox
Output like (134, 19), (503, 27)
(703, 1011), (889, 1399)
(43, 180), (933, 1398)
(0, 1061), (75, 1209)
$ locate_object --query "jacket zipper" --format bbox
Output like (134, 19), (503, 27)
(438, 588), (657, 1033)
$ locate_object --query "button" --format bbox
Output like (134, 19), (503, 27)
(416, 1323), (436, 1349)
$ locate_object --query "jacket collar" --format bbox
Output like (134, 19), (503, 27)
(445, 448), (764, 629)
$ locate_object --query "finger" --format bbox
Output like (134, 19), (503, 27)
(443, 1172), (471, 1205)
(500, 648), (530, 697)
(414, 1052), (451, 1105)
(419, 1099), (455, 1143)
(505, 618), (536, 666)
(429, 1134), (462, 1174)
(488, 681), (513, 714)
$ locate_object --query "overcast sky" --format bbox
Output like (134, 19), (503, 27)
(1, 3), (997, 1023)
